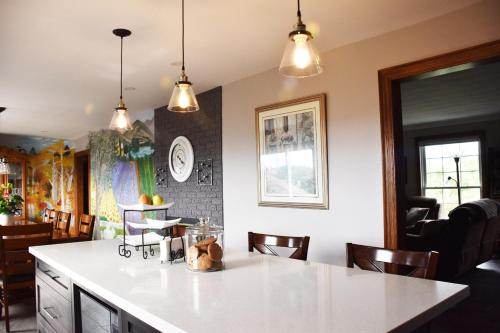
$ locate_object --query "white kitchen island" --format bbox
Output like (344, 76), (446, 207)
(29, 239), (469, 333)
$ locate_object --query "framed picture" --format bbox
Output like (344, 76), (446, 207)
(255, 94), (328, 209)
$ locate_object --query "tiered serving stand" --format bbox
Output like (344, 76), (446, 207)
(117, 203), (185, 262)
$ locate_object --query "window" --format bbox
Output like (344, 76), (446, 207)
(419, 138), (482, 218)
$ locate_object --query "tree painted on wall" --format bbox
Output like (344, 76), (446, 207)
(88, 130), (119, 238)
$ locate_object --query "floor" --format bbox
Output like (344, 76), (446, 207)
(0, 298), (36, 333)
(430, 257), (500, 333)
(1, 259), (500, 333)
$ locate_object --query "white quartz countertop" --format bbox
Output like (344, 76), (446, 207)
(29, 240), (469, 333)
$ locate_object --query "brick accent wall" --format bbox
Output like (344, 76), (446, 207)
(154, 87), (223, 226)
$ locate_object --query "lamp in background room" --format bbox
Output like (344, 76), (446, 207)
(446, 156), (462, 204)
(109, 28), (133, 132)
(168, 0), (199, 112)
(279, 0), (323, 78)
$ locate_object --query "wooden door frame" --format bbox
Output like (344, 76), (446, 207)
(74, 149), (90, 231)
(379, 39), (500, 250)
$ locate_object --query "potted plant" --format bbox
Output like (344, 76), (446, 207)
(0, 183), (23, 225)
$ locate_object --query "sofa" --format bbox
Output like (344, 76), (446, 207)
(406, 198), (500, 281)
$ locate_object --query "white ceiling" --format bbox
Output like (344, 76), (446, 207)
(0, 0), (480, 139)
(401, 60), (500, 128)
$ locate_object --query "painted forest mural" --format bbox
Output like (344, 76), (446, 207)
(88, 111), (155, 239)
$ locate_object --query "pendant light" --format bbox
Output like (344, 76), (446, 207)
(279, 0), (323, 78)
(0, 157), (10, 175)
(168, 0), (199, 112)
(109, 28), (133, 132)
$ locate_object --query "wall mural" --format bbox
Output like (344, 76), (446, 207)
(88, 111), (155, 239)
(0, 134), (75, 221)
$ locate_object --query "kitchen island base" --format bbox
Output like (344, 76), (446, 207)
(36, 259), (159, 333)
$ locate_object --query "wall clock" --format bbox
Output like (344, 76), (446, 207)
(168, 136), (194, 182)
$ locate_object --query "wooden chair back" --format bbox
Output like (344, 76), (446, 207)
(79, 214), (95, 239)
(56, 212), (72, 233)
(48, 210), (59, 225)
(0, 223), (53, 284)
(248, 232), (310, 261)
(42, 209), (52, 223)
(346, 243), (439, 280)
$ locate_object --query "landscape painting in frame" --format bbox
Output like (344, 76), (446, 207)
(255, 94), (328, 209)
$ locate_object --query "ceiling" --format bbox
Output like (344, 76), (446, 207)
(0, 0), (480, 139)
(401, 60), (500, 128)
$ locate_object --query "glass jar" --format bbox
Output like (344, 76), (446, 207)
(186, 219), (224, 272)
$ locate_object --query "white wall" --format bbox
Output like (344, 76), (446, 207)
(73, 134), (89, 152)
(222, 0), (500, 265)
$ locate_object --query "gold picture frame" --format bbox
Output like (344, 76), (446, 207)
(255, 94), (328, 209)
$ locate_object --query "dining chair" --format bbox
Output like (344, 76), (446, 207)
(55, 211), (72, 233)
(42, 209), (52, 223)
(78, 214), (95, 240)
(248, 232), (310, 261)
(346, 243), (439, 280)
(48, 209), (59, 227)
(0, 223), (53, 332)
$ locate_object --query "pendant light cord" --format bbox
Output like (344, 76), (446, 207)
(120, 36), (123, 99)
(297, 0), (302, 22)
(182, 0), (185, 72)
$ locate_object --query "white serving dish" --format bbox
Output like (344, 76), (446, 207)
(127, 218), (181, 230)
(117, 202), (174, 211)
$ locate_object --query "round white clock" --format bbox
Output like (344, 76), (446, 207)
(168, 136), (194, 182)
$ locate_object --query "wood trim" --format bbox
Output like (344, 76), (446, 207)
(379, 39), (500, 250)
(74, 149), (90, 232)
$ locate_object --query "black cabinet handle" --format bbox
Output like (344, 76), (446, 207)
(42, 269), (60, 280)
(42, 306), (58, 320)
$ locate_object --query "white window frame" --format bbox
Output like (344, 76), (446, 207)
(418, 135), (483, 207)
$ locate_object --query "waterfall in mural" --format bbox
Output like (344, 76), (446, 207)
(89, 113), (155, 239)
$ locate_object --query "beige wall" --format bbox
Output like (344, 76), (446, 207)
(222, 0), (500, 264)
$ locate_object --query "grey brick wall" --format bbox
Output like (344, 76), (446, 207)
(154, 86), (223, 226)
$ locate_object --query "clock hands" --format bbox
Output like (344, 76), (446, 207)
(176, 155), (185, 165)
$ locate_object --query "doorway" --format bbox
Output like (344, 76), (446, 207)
(74, 150), (90, 224)
(379, 40), (500, 250)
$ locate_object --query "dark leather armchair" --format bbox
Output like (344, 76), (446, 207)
(406, 196), (441, 220)
(406, 199), (499, 281)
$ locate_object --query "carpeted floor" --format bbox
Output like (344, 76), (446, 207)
(430, 257), (500, 333)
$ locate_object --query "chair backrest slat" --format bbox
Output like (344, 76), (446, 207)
(346, 243), (439, 280)
(248, 232), (310, 261)
(48, 210), (59, 221)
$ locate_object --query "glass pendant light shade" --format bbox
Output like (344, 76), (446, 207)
(279, 0), (323, 78)
(0, 158), (10, 175)
(109, 100), (132, 132)
(110, 28), (133, 132)
(168, 76), (199, 112)
(168, 0), (200, 113)
(279, 31), (323, 78)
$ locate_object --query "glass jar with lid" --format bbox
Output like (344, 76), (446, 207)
(186, 218), (224, 272)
